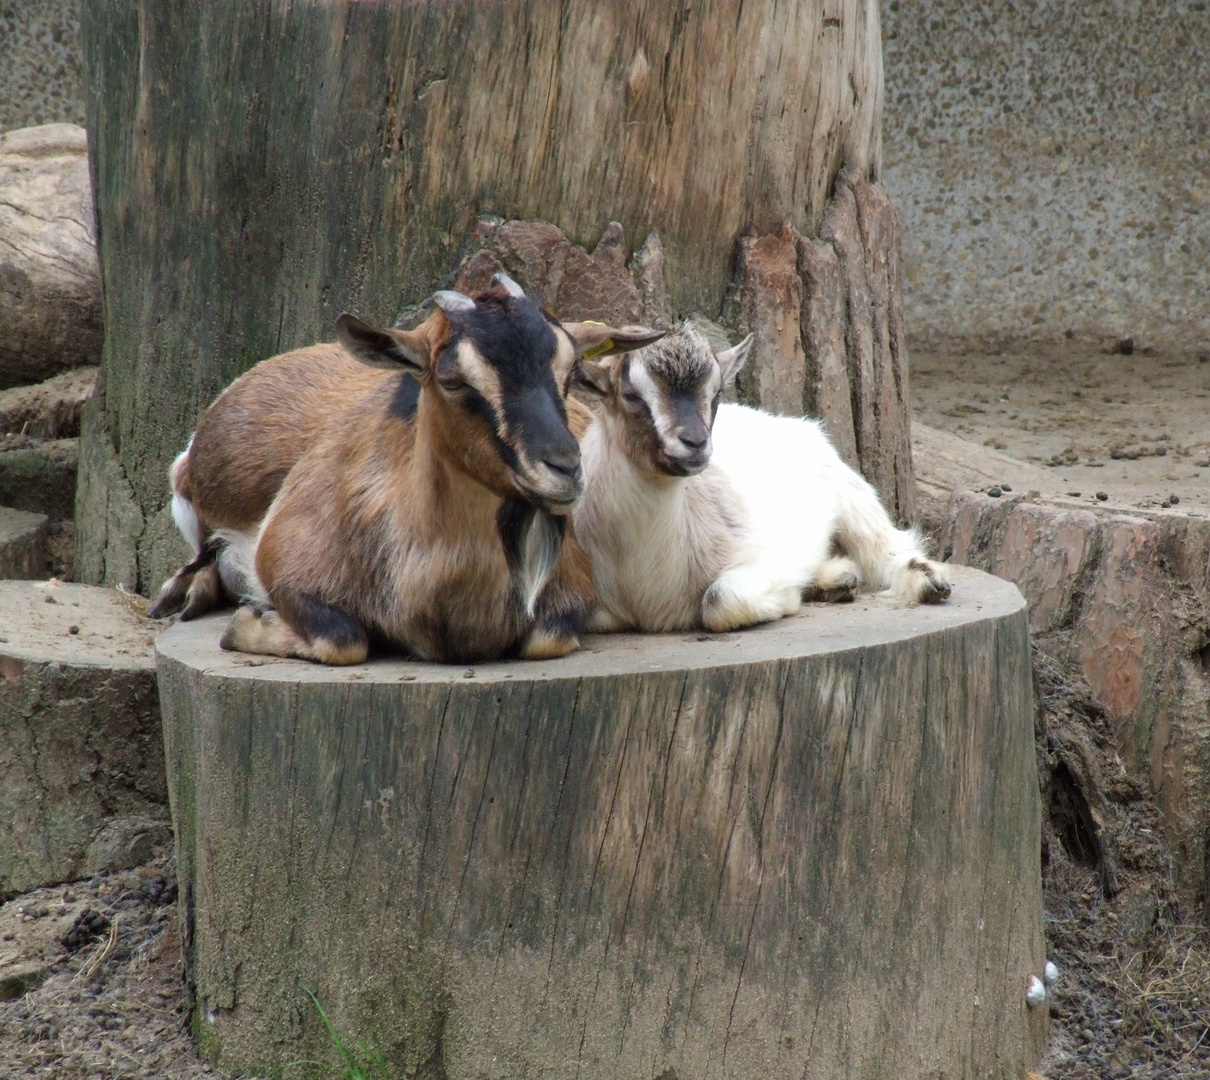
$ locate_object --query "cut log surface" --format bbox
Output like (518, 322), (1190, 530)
(157, 565), (1045, 1079)
(0, 581), (166, 900)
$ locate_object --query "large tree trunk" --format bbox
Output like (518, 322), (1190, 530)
(77, 0), (914, 595)
(156, 566), (1046, 1079)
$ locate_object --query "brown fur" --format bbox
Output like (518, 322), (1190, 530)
(158, 293), (663, 663)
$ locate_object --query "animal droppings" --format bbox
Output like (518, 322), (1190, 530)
(1096, 492), (1109, 501)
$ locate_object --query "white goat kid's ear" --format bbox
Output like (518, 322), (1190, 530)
(573, 358), (613, 398)
(491, 272), (526, 298)
(716, 333), (755, 386)
(563, 322), (666, 360)
(336, 313), (429, 375)
(432, 290), (477, 315)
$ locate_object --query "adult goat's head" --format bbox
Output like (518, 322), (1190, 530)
(337, 274), (664, 511)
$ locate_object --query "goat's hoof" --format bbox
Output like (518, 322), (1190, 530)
(807, 572), (858, 604)
(912, 560), (952, 604)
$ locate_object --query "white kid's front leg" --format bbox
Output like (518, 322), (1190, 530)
(701, 563), (804, 632)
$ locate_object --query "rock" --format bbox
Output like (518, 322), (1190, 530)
(0, 125), (102, 390)
(0, 366), (97, 438)
(81, 816), (172, 877)
(0, 581), (166, 900)
(0, 435), (77, 520)
(453, 217), (645, 325)
(0, 506), (48, 580)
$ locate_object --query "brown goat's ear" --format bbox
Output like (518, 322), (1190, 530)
(563, 322), (665, 360)
(716, 333), (754, 386)
(573, 358), (614, 398)
(336, 313), (429, 374)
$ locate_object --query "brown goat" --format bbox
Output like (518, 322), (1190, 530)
(152, 277), (662, 663)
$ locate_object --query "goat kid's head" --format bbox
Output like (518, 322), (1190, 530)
(337, 274), (663, 512)
(577, 323), (753, 477)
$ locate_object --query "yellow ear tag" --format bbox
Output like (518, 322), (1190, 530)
(579, 320), (614, 361)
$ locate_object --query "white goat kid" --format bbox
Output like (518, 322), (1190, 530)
(573, 324), (951, 633)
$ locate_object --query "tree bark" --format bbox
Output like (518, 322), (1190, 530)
(77, 0), (916, 593)
(156, 566), (1045, 1079)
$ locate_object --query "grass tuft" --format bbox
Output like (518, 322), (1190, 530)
(298, 988), (390, 1080)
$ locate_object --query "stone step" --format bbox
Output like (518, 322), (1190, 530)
(0, 580), (167, 901)
(0, 506), (47, 580)
(0, 366), (97, 439)
(0, 435), (77, 521)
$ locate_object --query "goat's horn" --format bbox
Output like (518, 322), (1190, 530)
(432, 290), (476, 314)
(491, 272), (526, 299)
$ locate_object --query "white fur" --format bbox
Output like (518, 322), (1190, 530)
(709, 404), (941, 604)
(519, 510), (562, 617)
(211, 527), (269, 607)
(169, 440), (203, 554)
(575, 340), (949, 633)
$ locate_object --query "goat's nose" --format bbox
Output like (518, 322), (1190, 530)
(678, 431), (708, 451)
(541, 447), (582, 478)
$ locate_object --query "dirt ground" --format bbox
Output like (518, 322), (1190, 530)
(0, 853), (239, 1079)
(912, 343), (1210, 515)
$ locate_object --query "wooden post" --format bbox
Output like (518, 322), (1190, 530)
(156, 567), (1046, 1079)
(78, 0), (915, 594)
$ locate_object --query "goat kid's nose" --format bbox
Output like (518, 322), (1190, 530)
(678, 431), (708, 451)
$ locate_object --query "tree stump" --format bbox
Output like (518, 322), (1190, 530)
(79, 0), (916, 595)
(157, 566), (1046, 1079)
(0, 581), (166, 900)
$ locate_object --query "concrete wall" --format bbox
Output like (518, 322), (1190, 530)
(0, 0), (85, 135)
(881, 0), (1210, 352)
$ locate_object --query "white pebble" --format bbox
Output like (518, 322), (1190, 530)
(1026, 975), (1047, 1008)
(1044, 960), (1060, 987)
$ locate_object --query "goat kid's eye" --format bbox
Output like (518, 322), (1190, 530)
(438, 375), (467, 393)
(621, 389), (644, 406)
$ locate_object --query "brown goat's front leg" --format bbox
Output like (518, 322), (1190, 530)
(149, 542), (224, 620)
(221, 590), (369, 665)
(519, 528), (596, 660)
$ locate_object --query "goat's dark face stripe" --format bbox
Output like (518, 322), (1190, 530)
(439, 292), (581, 505)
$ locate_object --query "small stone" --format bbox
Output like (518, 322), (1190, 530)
(1025, 975), (1046, 1007)
(1169, 494), (1180, 505)
(987, 487), (1002, 498)
(1154, 445), (1167, 456)
(1096, 492), (1109, 501)
(1000, 484), (1012, 492)
(68, 625), (79, 634)
(1112, 337), (1135, 355)
(1044, 960), (1060, 987)
(1067, 491), (1081, 497)
(44, 594), (57, 604)
(1161, 501), (1171, 509)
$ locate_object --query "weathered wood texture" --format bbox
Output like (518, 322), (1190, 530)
(732, 173), (915, 522)
(0, 582), (166, 900)
(157, 566), (1045, 1079)
(78, 0), (903, 592)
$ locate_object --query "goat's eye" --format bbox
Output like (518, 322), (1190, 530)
(621, 389), (643, 406)
(438, 374), (467, 393)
